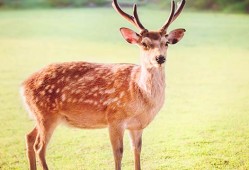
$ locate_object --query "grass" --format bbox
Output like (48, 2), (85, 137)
(0, 7), (249, 169)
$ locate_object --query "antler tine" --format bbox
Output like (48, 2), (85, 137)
(112, 0), (146, 33)
(171, 0), (186, 23)
(160, 0), (176, 33)
(133, 4), (146, 31)
(160, 0), (186, 33)
(112, 0), (134, 26)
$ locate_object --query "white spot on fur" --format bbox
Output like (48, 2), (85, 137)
(105, 88), (115, 94)
(48, 89), (53, 93)
(70, 89), (76, 94)
(84, 99), (93, 104)
(99, 98), (103, 103)
(61, 94), (66, 101)
(64, 86), (70, 91)
(78, 77), (85, 82)
(119, 91), (125, 98)
(103, 98), (112, 105)
(75, 89), (81, 94)
(99, 90), (104, 95)
(56, 89), (60, 93)
(85, 77), (94, 81)
(66, 77), (70, 82)
(40, 91), (46, 96)
(37, 80), (43, 86)
(91, 87), (99, 92)
(117, 101), (121, 106)
(52, 73), (56, 78)
(35, 97), (39, 102)
(60, 77), (65, 82)
(108, 81), (113, 85)
(69, 65), (75, 70)
(111, 97), (119, 102)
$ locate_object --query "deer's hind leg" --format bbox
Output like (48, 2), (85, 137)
(26, 126), (38, 170)
(34, 116), (60, 170)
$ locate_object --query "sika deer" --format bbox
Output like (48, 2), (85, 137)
(21, 0), (186, 169)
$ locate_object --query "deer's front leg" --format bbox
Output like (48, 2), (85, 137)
(129, 129), (143, 170)
(109, 123), (125, 170)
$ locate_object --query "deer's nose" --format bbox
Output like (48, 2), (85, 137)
(156, 55), (166, 64)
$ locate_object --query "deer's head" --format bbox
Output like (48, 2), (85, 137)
(113, 0), (186, 68)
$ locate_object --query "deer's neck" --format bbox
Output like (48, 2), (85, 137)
(137, 64), (165, 98)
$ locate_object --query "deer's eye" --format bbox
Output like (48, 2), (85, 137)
(160, 42), (167, 47)
(141, 42), (148, 48)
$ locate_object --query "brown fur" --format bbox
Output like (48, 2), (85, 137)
(143, 31), (161, 40)
(21, 60), (165, 170)
(22, 61), (164, 128)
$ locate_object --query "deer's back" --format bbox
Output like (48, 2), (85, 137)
(21, 62), (140, 128)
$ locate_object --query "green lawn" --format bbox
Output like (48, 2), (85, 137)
(0, 8), (249, 170)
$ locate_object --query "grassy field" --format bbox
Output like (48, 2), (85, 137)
(0, 7), (249, 170)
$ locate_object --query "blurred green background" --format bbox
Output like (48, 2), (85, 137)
(0, 0), (249, 13)
(0, 0), (249, 169)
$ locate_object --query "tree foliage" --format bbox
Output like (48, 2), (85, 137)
(188, 0), (249, 13)
(0, 0), (248, 13)
(0, 0), (109, 8)
(158, 0), (249, 13)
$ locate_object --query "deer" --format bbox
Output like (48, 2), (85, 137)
(20, 0), (186, 169)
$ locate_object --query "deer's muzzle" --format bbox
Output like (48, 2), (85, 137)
(156, 55), (166, 64)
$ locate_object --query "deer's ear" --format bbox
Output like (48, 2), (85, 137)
(166, 28), (186, 45)
(120, 27), (141, 44)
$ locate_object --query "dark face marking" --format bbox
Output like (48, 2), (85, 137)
(143, 31), (161, 40)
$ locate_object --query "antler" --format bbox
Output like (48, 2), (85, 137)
(112, 0), (147, 34)
(160, 0), (186, 34)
